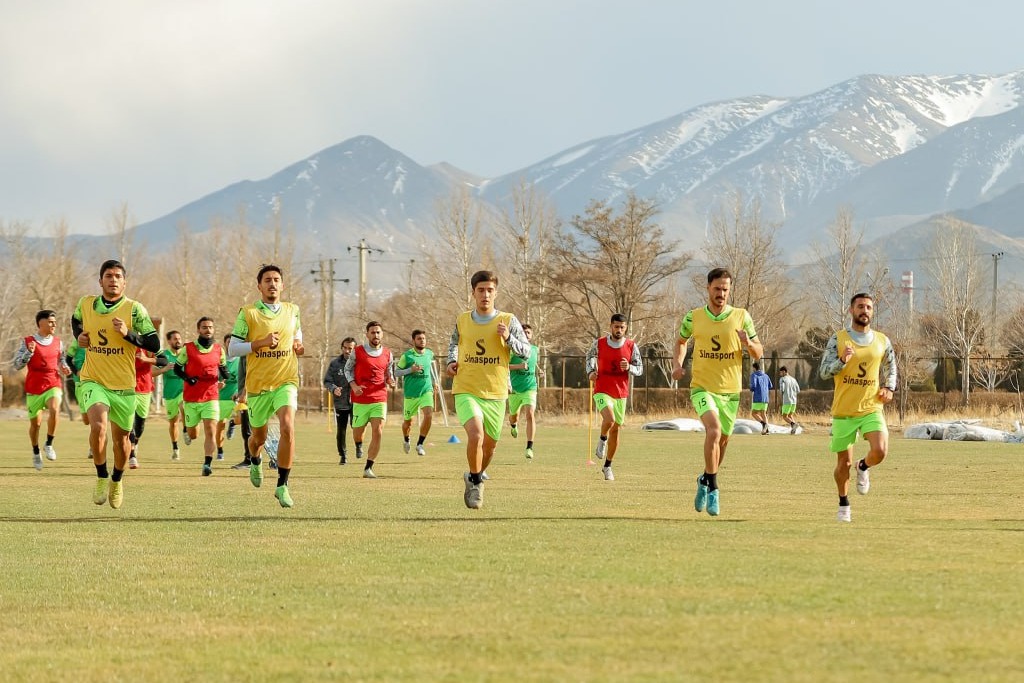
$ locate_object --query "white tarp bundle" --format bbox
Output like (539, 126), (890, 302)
(641, 417), (803, 435)
(903, 419), (1024, 443)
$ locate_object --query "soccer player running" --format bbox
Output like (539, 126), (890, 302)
(345, 321), (395, 479)
(749, 361), (773, 435)
(228, 264), (304, 508)
(777, 366), (801, 434)
(508, 323), (540, 460)
(176, 317), (229, 476)
(672, 268), (763, 517)
(128, 348), (157, 469)
(215, 334), (240, 462)
(586, 314), (644, 481)
(818, 293), (897, 523)
(13, 310), (71, 470)
(72, 259), (163, 509)
(153, 330), (186, 460)
(323, 337), (355, 464)
(396, 329), (434, 457)
(446, 270), (531, 510)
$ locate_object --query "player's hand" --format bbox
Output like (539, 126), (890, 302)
(588, 371), (597, 383)
(412, 363), (422, 374)
(259, 331), (280, 350)
(447, 361), (458, 376)
(387, 377), (396, 388)
(112, 317), (128, 336)
(497, 322), (509, 340)
(155, 354), (169, 368)
(333, 387), (342, 397)
(186, 377), (199, 386)
(671, 366), (685, 381)
(26, 340), (36, 354)
(59, 364), (71, 377)
(619, 358), (629, 371)
(736, 330), (749, 347)
(878, 388), (894, 404)
(217, 380), (226, 389)
(352, 384), (364, 396)
(77, 332), (90, 346)
(841, 343), (855, 363)
(293, 339), (304, 356)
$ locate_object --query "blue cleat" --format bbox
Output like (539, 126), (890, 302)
(707, 489), (720, 516)
(694, 476), (709, 512)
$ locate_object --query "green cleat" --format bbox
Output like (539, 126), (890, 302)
(93, 478), (109, 505)
(275, 484), (293, 508)
(249, 462), (263, 488)
(525, 447), (534, 460)
(510, 424), (518, 438)
(108, 480), (124, 510)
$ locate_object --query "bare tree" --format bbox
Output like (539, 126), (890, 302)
(0, 220), (32, 376)
(423, 186), (493, 310)
(809, 206), (872, 334)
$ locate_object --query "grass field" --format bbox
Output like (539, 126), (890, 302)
(2, 415), (1023, 682)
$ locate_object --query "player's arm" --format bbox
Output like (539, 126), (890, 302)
(628, 342), (643, 377)
(672, 311), (694, 380)
(343, 352), (357, 384)
(740, 312), (763, 361)
(446, 325), (460, 374)
(323, 357), (340, 392)
(217, 346), (229, 381)
(584, 338), (599, 377)
(818, 334), (845, 380)
(394, 352), (415, 377)
(227, 310), (251, 358)
(12, 339), (32, 371)
(880, 338), (898, 393)
(504, 317), (531, 358)
(125, 302), (160, 353)
(509, 354), (527, 371)
(152, 351), (175, 375)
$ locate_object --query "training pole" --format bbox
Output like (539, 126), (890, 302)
(587, 379), (595, 466)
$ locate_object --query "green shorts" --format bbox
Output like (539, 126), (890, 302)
(508, 390), (537, 417)
(135, 392), (151, 419)
(80, 381), (135, 432)
(455, 393), (505, 442)
(218, 399), (235, 421)
(184, 400), (221, 429)
(165, 394), (183, 421)
(690, 389), (740, 436)
(593, 393), (626, 425)
(403, 394), (433, 421)
(247, 385), (298, 429)
(353, 401), (387, 428)
(781, 403), (797, 415)
(751, 401), (768, 411)
(26, 387), (62, 419)
(829, 412), (887, 453)
(74, 382), (86, 414)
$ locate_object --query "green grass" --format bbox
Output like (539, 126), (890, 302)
(2, 416), (1023, 682)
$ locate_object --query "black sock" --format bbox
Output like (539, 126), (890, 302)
(858, 459), (869, 471)
(404, 436), (410, 443)
(706, 472), (718, 491)
(355, 441), (363, 449)
(172, 441), (179, 449)
(839, 495), (850, 506)
(96, 463), (108, 478)
(604, 459), (613, 468)
(45, 434), (54, 446)
(600, 435), (608, 442)
(252, 456), (262, 466)
(365, 459), (374, 470)
(527, 440), (534, 449)
(33, 445), (40, 455)
(111, 467), (124, 483)
(217, 447), (223, 456)
(277, 467), (290, 487)
(204, 456), (213, 466)
(417, 435), (426, 446)
(699, 473), (708, 486)
(470, 472), (482, 485)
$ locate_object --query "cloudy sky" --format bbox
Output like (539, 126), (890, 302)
(2, 0), (1021, 234)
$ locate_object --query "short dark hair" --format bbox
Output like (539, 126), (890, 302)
(341, 337), (356, 346)
(850, 292), (873, 306)
(471, 270), (498, 288)
(522, 323), (532, 332)
(366, 320), (382, 332)
(257, 264), (282, 283)
(610, 313), (627, 324)
(165, 330), (181, 340)
(707, 267), (732, 284)
(100, 259), (126, 279)
(779, 366), (788, 373)
(753, 362), (760, 371)
(196, 316), (214, 329)
(411, 329), (425, 339)
(36, 309), (56, 324)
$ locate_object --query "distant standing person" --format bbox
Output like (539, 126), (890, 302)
(818, 293), (897, 523)
(508, 324), (540, 460)
(153, 330), (186, 460)
(13, 310), (71, 470)
(345, 321), (395, 478)
(585, 314), (643, 481)
(396, 329), (435, 457)
(777, 366), (801, 434)
(229, 264), (304, 508)
(749, 361), (773, 435)
(672, 268), (764, 517)
(446, 270), (531, 509)
(72, 259), (163, 509)
(323, 337), (355, 464)
(128, 348), (157, 469)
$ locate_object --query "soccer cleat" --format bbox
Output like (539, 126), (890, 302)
(403, 440), (411, 454)
(171, 448), (180, 461)
(602, 465), (615, 481)
(694, 477), (709, 512)
(108, 480), (124, 509)
(227, 421), (236, 440)
(790, 423), (797, 435)
(595, 440), (607, 458)
(128, 455), (139, 470)
(216, 452), (224, 461)
(232, 459), (251, 470)
(525, 447), (534, 460)
(761, 424), (769, 436)
(856, 465), (870, 495)
(363, 468), (377, 479)
(416, 444), (426, 457)
(355, 446), (363, 459)
(249, 462), (263, 488)
(93, 478), (109, 505)
(202, 464), (212, 476)
(275, 484), (293, 508)
(32, 451), (43, 471)
(510, 424), (518, 438)
(837, 505), (852, 522)
(44, 445), (57, 461)
(339, 455), (346, 465)
(706, 489), (720, 516)
(183, 431), (192, 446)
(463, 472), (483, 509)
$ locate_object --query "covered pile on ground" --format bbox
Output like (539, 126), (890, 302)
(642, 417), (802, 434)
(903, 419), (1024, 442)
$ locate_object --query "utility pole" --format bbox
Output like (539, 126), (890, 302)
(311, 258), (349, 371)
(992, 251), (1004, 324)
(347, 239), (383, 321)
